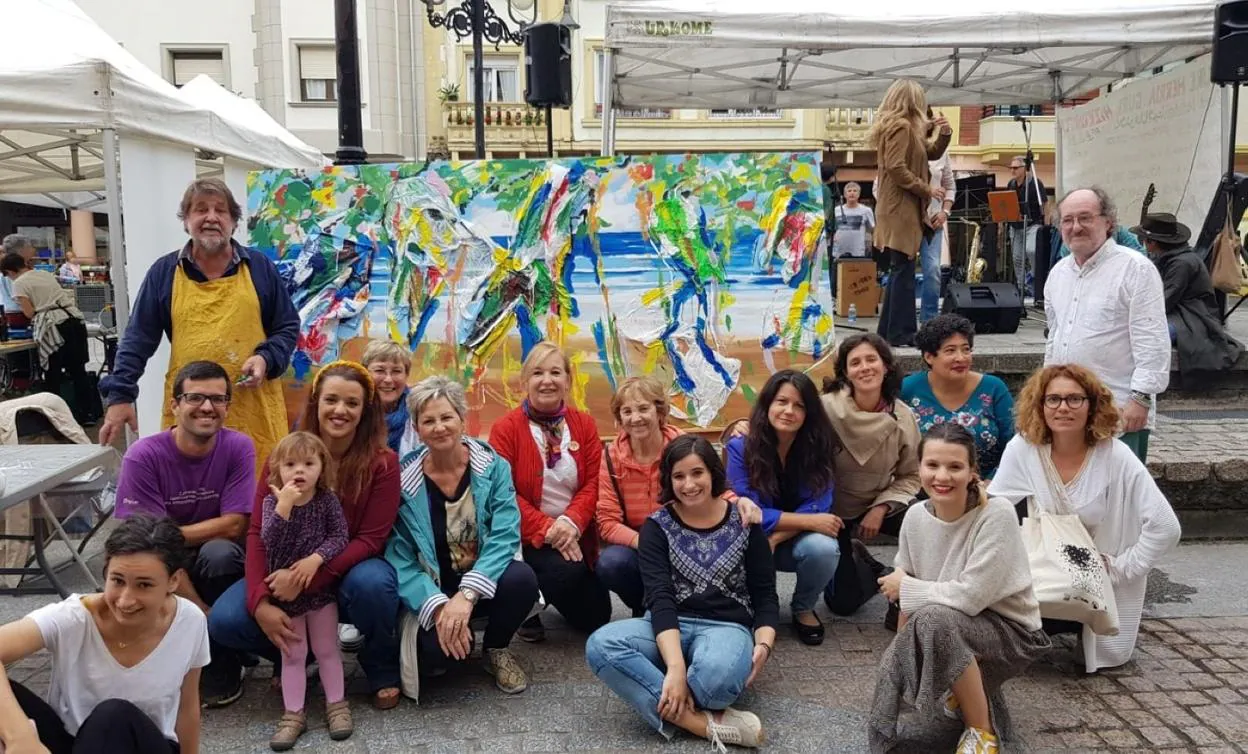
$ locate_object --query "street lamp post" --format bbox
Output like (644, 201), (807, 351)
(423, 0), (535, 159)
(334, 0), (367, 165)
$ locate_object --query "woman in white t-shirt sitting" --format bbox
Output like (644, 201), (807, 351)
(0, 514), (210, 754)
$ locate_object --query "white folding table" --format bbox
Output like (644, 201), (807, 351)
(0, 444), (119, 596)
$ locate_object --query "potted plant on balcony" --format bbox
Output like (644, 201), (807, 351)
(438, 83), (460, 103)
(485, 108), (492, 125)
(523, 109), (533, 126)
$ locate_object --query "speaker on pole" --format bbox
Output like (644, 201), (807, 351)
(1213, 0), (1248, 83)
(524, 23), (572, 108)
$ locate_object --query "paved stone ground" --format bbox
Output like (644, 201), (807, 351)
(4, 545), (1248, 753)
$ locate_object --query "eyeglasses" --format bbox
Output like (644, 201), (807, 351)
(177, 392), (230, 407)
(1059, 213), (1105, 229)
(1043, 394), (1088, 409)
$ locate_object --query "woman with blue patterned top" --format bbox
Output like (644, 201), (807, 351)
(901, 314), (1014, 478)
(586, 436), (778, 750)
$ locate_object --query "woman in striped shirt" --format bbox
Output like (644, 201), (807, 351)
(596, 377), (761, 615)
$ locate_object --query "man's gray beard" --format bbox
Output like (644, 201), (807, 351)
(195, 234), (229, 253)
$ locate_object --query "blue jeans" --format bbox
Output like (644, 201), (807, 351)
(208, 557), (402, 692)
(586, 616), (753, 737)
(772, 532), (840, 613)
(596, 544), (644, 612)
(918, 227), (944, 323)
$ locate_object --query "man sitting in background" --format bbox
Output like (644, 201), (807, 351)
(114, 359), (256, 708)
(1135, 212), (1242, 374)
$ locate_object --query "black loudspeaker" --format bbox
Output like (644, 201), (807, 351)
(524, 23), (572, 107)
(941, 283), (1023, 334)
(1213, 0), (1248, 83)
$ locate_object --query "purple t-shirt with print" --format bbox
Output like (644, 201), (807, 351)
(114, 429), (256, 525)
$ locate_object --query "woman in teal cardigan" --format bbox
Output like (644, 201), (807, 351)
(385, 376), (539, 699)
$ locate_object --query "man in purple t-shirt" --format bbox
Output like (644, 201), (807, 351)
(114, 359), (256, 707)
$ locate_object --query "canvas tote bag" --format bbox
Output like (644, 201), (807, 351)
(1211, 197), (1245, 294)
(1020, 453), (1119, 636)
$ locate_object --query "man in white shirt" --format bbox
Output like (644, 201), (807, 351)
(832, 182), (876, 259)
(920, 114), (955, 323)
(1044, 187), (1170, 461)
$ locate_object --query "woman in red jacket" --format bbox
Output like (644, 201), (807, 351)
(488, 342), (611, 641)
(208, 361), (404, 711)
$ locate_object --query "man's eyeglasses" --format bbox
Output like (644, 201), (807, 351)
(1059, 213), (1105, 229)
(177, 393), (230, 407)
(1043, 394), (1088, 409)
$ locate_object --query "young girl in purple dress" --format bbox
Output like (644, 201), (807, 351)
(261, 432), (352, 751)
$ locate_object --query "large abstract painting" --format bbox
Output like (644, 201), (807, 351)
(247, 153), (834, 434)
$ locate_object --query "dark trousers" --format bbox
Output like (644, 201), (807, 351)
(190, 539), (245, 681)
(877, 248), (918, 347)
(522, 544), (612, 633)
(418, 560), (539, 672)
(10, 680), (179, 754)
(44, 318), (95, 425)
(595, 544), (644, 612)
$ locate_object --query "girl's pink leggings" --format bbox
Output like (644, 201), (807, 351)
(280, 602), (345, 712)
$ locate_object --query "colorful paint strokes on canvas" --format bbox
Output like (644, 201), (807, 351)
(247, 153), (833, 432)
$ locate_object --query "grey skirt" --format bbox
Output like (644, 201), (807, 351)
(868, 604), (1051, 753)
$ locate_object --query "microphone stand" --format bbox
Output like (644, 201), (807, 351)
(1016, 114), (1044, 316)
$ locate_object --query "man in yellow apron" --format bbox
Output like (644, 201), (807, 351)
(99, 178), (298, 480)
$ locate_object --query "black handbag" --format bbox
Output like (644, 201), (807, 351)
(824, 526), (886, 617)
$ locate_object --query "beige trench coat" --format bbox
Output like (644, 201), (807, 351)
(874, 122), (951, 258)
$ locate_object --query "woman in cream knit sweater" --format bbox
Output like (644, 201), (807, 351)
(870, 423), (1050, 754)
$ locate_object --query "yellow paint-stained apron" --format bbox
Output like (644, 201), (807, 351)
(161, 263), (288, 478)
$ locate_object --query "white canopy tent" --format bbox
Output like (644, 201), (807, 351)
(600, 0), (1218, 153)
(0, 0), (327, 437)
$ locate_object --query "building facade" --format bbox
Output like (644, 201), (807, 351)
(76, 0), (1247, 195)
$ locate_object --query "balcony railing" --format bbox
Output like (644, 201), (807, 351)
(825, 107), (876, 147)
(444, 101), (547, 128)
(708, 108), (783, 120)
(442, 101), (552, 151)
(982, 105), (1051, 118)
(594, 104), (672, 119)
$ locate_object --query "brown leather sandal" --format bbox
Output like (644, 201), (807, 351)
(372, 686), (401, 711)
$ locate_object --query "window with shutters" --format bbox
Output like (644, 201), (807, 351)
(298, 46), (337, 102)
(465, 55), (520, 103)
(169, 50), (226, 87)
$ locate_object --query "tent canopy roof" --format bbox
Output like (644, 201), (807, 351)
(603, 0), (1217, 109)
(0, 0), (326, 196)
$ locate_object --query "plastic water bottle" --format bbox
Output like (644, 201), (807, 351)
(847, 303), (858, 324)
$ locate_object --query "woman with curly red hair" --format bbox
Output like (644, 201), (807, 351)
(989, 364), (1180, 672)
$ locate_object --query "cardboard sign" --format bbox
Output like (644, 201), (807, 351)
(836, 258), (879, 317)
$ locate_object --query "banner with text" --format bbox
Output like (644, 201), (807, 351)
(1057, 55), (1221, 234)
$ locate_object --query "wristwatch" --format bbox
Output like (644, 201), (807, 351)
(1130, 390), (1152, 407)
(459, 586), (480, 604)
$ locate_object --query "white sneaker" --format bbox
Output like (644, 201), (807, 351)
(338, 623), (364, 652)
(703, 707), (764, 752)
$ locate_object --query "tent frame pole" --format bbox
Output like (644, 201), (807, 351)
(601, 48), (617, 156)
(102, 128), (128, 334)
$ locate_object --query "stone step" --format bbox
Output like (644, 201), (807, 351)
(1148, 412), (1248, 540)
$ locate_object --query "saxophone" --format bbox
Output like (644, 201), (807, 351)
(966, 222), (986, 283)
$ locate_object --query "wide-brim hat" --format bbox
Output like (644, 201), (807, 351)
(1130, 212), (1191, 245)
